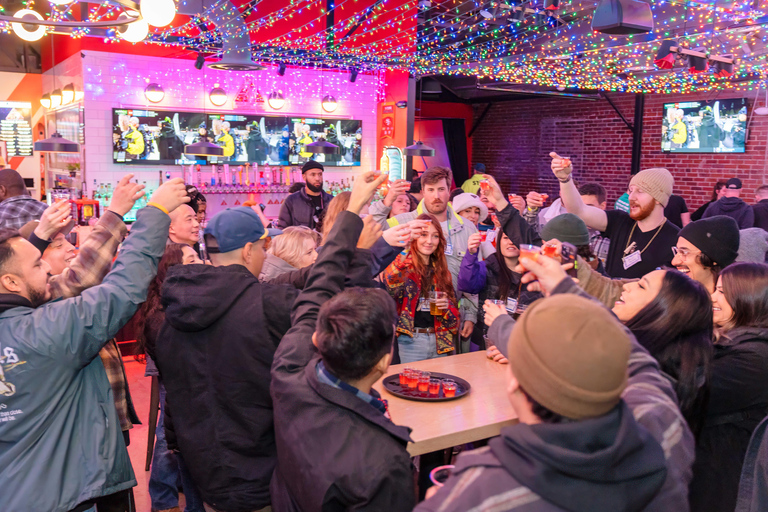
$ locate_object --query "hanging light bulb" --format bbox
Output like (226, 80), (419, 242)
(322, 95), (338, 113)
(74, 89), (85, 102)
(209, 86), (228, 107)
(268, 90), (285, 110)
(61, 84), (75, 105)
(12, 9), (47, 42)
(49, 89), (63, 109)
(144, 83), (165, 103)
(40, 94), (52, 109)
(116, 11), (149, 44)
(140, 0), (176, 28)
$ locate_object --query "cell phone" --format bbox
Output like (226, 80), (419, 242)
(560, 242), (578, 278)
(259, 203), (266, 211)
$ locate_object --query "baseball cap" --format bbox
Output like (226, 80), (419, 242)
(204, 207), (282, 253)
(726, 178), (743, 190)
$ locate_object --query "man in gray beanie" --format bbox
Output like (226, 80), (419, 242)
(672, 215), (740, 293)
(550, 153), (679, 279)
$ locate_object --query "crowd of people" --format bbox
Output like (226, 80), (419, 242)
(0, 153), (766, 512)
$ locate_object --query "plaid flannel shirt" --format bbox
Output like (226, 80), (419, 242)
(48, 211), (137, 431)
(0, 195), (48, 230)
(316, 360), (388, 416)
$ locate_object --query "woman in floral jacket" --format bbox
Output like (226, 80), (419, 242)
(384, 213), (460, 363)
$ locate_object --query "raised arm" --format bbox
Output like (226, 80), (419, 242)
(273, 172), (387, 373)
(550, 152), (608, 232)
(30, 180), (189, 367)
(49, 175), (143, 299)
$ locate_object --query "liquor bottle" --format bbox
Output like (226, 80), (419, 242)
(92, 179), (98, 200)
(211, 164), (217, 187)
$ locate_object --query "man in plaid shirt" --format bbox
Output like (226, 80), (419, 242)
(19, 174), (145, 445)
(0, 169), (47, 230)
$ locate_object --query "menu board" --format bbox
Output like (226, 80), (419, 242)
(0, 101), (33, 157)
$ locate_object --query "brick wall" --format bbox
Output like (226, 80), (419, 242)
(471, 91), (768, 210)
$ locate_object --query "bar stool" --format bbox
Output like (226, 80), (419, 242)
(144, 376), (160, 471)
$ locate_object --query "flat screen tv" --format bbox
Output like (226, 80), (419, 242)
(661, 98), (747, 153)
(112, 108), (362, 166)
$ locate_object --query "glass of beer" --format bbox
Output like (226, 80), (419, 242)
(428, 378), (441, 396)
(430, 291), (446, 315)
(519, 244), (541, 262)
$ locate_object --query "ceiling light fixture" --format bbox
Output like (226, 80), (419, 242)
(321, 95), (338, 113)
(209, 85), (228, 107)
(12, 9), (46, 42)
(267, 90), (285, 110)
(40, 93), (51, 109)
(116, 11), (149, 43)
(49, 89), (63, 109)
(144, 83), (165, 103)
(35, 132), (80, 153)
(140, 0), (176, 28)
(304, 140), (340, 154)
(404, 141), (436, 157)
(61, 84), (76, 104)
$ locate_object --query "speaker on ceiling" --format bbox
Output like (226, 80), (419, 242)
(591, 0), (653, 35)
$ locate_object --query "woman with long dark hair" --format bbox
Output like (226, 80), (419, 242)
(384, 213), (460, 363)
(690, 262), (768, 512)
(134, 243), (204, 512)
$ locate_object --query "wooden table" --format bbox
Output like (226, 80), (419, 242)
(373, 352), (518, 456)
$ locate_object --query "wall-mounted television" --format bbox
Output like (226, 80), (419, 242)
(112, 108), (362, 166)
(661, 98), (747, 153)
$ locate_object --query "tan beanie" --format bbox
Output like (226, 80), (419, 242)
(629, 168), (674, 207)
(507, 294), (630, 420)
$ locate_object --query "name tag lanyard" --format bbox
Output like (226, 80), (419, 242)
(623, 219), (666, 262)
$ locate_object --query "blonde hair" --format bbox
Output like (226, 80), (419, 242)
(321, 191), (350, 243)
(268, 226), (320, 268)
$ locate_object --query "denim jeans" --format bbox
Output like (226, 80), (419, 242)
(397, 332), (449, 364)
(149, 382), (205, 512)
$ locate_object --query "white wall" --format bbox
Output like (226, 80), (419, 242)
(73, 51), (379, 217)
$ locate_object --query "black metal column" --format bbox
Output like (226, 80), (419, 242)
(326, 0), (335, 51)
(631, 94), (644, 175)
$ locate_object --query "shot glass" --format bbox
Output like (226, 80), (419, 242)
(507, 193), (517, 202)
(541, 242), (558, 260)
(443, 380), (457, 398)
(418, 372), (430, 393)
(519, 244), (541, 263)
(399, 367), (413, 386)
(406, 369), (419, 389)
(428, 378), (441, 396)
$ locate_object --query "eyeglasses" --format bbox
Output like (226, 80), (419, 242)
(671, 247), (701, 259)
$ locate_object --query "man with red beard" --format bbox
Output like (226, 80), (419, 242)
(550, 153), (679, 278)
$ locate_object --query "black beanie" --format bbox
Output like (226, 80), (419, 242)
(679, 216), (740, 267)
(302, 160), (324, 174)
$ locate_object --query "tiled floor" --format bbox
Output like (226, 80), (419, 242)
(124, 357), (188, 512)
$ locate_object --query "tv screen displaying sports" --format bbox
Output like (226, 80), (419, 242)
(112, 108), (362, 166)
(661, 98), (747, 153)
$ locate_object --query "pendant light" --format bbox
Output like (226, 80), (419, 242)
(36, 37), (79, 153)
(40, 94), (51, 109)
(303, 139), (339, 154)
(61, 84), (76, 105)
(185, 75), (224, 157)
(404, 140), (435, 157)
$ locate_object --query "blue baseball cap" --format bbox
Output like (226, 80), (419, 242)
(204, 207), (282, 253)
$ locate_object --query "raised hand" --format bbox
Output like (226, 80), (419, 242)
(550, 152), (573, 182)
(467, 232), (482, 255)
(479, 174), (508, 212)
(108, 174), (145, 216)
(526, 191), (544, 209)
(35, 200), (72, 241)
(516, 240), (571, 296)
(509, 194), (526, 214)
(149, 178), (190, 214)
(348, 171), (388, 215)
(382, 223), (411, 248)
(356, 215), (383, 249)
(406, 219), (430, 240)
(382, 179), (411, 207)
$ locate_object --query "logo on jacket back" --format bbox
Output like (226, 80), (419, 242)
(0, 345), (26, 397)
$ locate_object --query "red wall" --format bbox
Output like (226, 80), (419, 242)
(470, 92), (768, 211)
